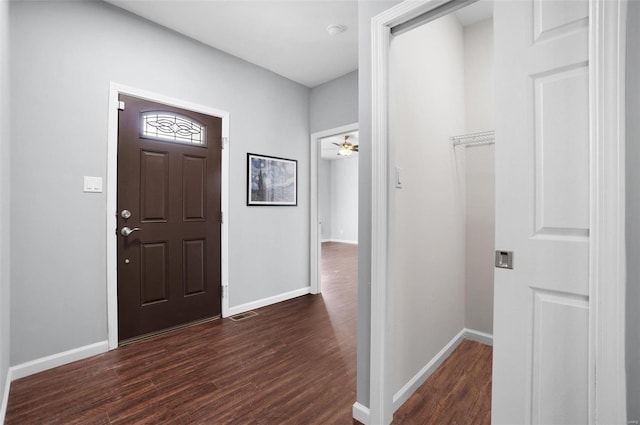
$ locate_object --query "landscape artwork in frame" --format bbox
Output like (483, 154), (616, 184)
(247, 153), (297, 206)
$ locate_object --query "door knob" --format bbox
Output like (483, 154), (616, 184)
(121, 226), (141, 237)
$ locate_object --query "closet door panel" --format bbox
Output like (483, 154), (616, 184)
(492, 0), (590, 423)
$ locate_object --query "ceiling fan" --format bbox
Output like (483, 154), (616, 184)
(333, 135), (359, 156)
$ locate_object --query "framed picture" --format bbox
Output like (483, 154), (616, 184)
(247, 153), (297, 206)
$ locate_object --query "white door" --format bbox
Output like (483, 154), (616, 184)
(492, 0), (591, 424)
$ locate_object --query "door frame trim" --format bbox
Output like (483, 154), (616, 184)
(368, 0), (627, 424)
(309, 122), (358, 295)
(106, 83), (230, 350)
(588, 0), (628, 422)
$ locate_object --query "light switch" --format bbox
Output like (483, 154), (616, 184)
(83, 176), (103, 193)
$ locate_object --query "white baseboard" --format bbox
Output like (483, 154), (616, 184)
(227, 287), (311, 317)
(393, 329), (466, 411)
(352, 401), (370, 424)
(463, 328), (494, 346)
(0, 367), (11, 425)
(10, 340), (109, 381)
(324, 238), (358, 245)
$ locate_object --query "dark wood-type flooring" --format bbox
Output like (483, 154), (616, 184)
(392, 339), (493, 425)
(5, 242), (491, 424)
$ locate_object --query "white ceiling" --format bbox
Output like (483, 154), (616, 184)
(106, 0), (492, 89)
(321, 131), (358, 160)
(106, 0), (358, 88)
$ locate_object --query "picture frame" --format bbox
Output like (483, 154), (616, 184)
(247, 153), (297, 206)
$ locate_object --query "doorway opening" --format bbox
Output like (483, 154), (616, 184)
(310, 123), (358, 295)
(318, 130), (359, 296)
(388, 4), (495, 419)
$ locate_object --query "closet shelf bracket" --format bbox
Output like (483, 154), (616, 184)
(450, 130), (495, 148)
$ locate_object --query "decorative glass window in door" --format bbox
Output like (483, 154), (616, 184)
(141, 111), (206, 146)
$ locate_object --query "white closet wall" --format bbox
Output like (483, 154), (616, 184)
(389, 14), (467, 393)
(464, 19), (495, 335)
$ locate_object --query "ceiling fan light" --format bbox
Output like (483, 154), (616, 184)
(338, 147), (352, 156)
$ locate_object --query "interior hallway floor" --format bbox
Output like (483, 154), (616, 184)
(391, 339), (492, 425)
(5, 242), (491, 424)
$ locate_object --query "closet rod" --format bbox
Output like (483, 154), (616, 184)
(450, 130), (495, 148)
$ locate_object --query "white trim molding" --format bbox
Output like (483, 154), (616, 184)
(463, 328), (494, 346)
(106, 83), (231, 349)
(309, 122), (358, 295)
(588, 0), (628, 423)
(226, 287), (310, 317)
(325, 238), (358, 245)
(352, 401), (371, 425)
(370, 8), (392, 425)
(0, 367), (11, 424)
(10, 341), (108, 381)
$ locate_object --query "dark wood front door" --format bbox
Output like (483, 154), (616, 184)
(117, 94), (222, 343)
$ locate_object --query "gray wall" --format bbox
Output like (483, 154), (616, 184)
(356, 0), (401, 408)
(319, 157), (359, 243)
(627, 0), (640, 421)
(309, 70), (358, 134)
(0, 0), (10, 415)
(10, 1), (310, 365)
(330, 156), (358, 243)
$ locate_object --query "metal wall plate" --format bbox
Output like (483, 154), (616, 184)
(495, 250), (514, 269)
